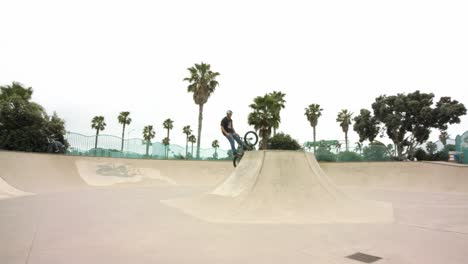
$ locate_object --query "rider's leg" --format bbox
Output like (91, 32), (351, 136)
(232, 133), (245, 150)
(224, 133), (238, 156)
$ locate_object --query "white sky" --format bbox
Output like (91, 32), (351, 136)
(1, 0), (467, 151)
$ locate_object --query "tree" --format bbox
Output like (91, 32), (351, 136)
(188, 135), (196, 159)
(0, 81), (33, 101)
(354, 91), (466, 160)
(387, 144), (395, 158)
(163, 118), (174, 158)
(162, 137), (170, 159)
(212, 139), (219, 159)
(336, 109), (353, 151)
(142, 125), (155, 157)
(184, 62), (220, 159)
(439, 131), (449, 146)
(269, 91), (286, 136)
(248, 94), (279, 150)
(47, 112), (68, 149)
(183, 125), (192, 158)
(0, 82), (68, 152)
(91, 116), (106, 152)
(304, 104), (323, 152)
(426, 141), (437, 156)
(118, 111), (132, 152)
(353, 109), (380, 143)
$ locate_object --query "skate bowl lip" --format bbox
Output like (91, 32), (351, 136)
(1, 149), (467, 195)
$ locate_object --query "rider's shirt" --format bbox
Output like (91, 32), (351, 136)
(221, 117), (234, 134)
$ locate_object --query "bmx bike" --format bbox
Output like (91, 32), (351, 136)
(233, 131), (258, 167)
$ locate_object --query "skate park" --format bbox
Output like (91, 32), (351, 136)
(3, 1), (468, 262)
(1, 148), (468, 264)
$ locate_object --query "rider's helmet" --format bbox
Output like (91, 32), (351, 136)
(226, 110), (233, 115)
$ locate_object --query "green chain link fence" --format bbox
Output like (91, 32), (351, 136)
(65, 131), (468, 163)
(65, 132), (230, 160)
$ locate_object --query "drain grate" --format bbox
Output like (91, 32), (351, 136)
(346, 252), (382, 263)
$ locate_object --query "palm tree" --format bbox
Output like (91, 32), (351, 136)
(184, 62), (220, 159)
(118, 111), (132, 152)
(188, 135), (196, 159)
(354, 141), (363, 155)
(212, 139), (219, 159)
(162, 137), (170, 159)
(163, 118), (174, 158)
(304, 104), (323, 153)
(439, 131), (449, 146)
(142, 125), (155, 157)
(336, 109), (353, 151)
(91, 116), (106, 152)
(269, 91), (286, 136)
(183, 125), (192, 158)
(335, 141), (342, 154)
(248, 94), (278, 150)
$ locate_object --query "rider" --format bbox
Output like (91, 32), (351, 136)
(221, 110), (245, 157)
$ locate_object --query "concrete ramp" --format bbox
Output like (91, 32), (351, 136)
(0, 177), (32, 199)
(0, 151), (88, 193)
(162, 151), (394, 224)
(75, 160), (177, 186)
(322, 162), (468, 193)
(0, 151), (231, 193)
(211, 150), (264, 197)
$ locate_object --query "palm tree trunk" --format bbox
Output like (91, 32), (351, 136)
(261, 131), (269, 150)
(94, 129), (99, 155)
(263, 140), (268, 150)
(167, 129), (170, 158)
(197, 104), (203, 159)
(345, 131), (348, 151)
(191, 142), (194, 159)
(313, 126), (316, 153)
(146, 142), (149, 156)
(185, 136), (188, 158)
(121, 124), (126, 152)
(397, 143), (404, 160)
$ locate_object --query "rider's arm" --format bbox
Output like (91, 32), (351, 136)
(231, 120), (236, 134)
(221, 125), (228, 136)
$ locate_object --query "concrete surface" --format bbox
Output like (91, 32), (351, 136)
(1, 150), (468, 264)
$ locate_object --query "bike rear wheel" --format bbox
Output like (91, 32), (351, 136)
(233, 154), (241, 167)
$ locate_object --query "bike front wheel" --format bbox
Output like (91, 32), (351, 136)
(244, 131), (258, 148)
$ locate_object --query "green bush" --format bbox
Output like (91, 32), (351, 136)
(337, 151), (363, 162)
(433, 151), (448, 161)
(268, 132), (302, 150)
(414, 148), (428, 161)
(363, 143), (389, 161)
(315, 146), (337, 162)
(444, 144), (456, 152)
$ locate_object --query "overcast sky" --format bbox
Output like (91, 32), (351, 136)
(1, 0), (467, 150)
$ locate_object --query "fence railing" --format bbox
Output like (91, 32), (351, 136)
(65, 132), (229, 160)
